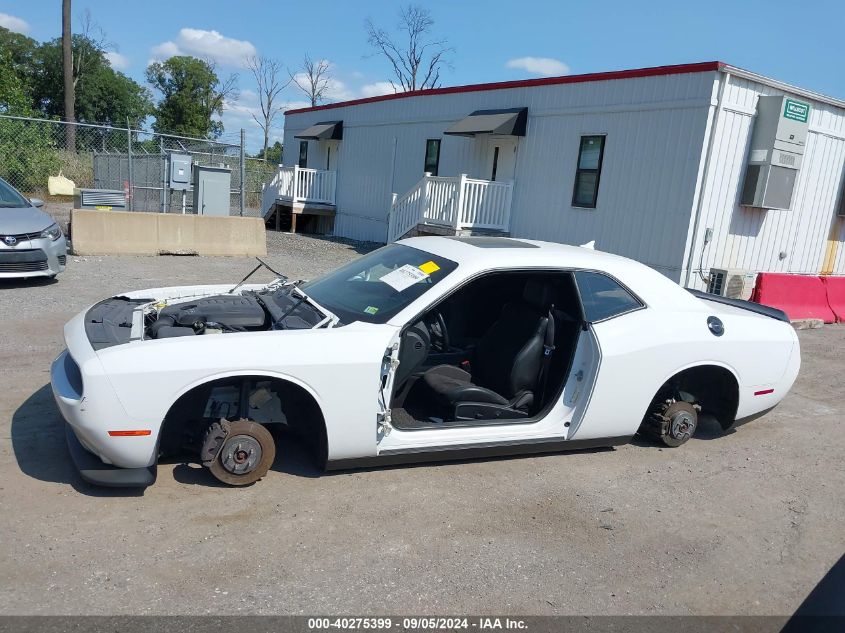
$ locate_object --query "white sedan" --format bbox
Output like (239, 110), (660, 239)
(50, 237), (800, 487)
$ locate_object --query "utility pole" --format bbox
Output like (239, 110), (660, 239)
(239, 128), (246, 217)
(62, 0), (76, 151)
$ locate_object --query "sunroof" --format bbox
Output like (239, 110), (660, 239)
(445, 237), (538, 249)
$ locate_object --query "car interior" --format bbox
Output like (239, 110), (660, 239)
(390, 270), (585, 429)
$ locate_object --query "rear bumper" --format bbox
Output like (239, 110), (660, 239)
(0, 236), (67, 278)
(65, 424), (156, 487)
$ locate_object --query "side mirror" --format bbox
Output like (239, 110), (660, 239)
(30, 198), (44, 208)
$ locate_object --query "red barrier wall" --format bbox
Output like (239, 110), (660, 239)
(751, 273), (836, 323)
(820, 276), (845, 323)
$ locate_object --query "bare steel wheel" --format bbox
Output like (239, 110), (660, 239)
(201, 419), (276, 486)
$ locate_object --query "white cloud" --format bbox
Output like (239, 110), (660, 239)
(150, 28), (257, 67)
(360, 81), (396, 98)
(105, 51), (130, 71)
(505, 56), (570, 77)
(0, 12), (30, 34)
(290, 70), (355, 102)
(283, 100), (314, 112)
(325, 78), (354, 101)
(149, 41), (180, 63)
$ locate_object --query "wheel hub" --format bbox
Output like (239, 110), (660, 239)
(220, 434), (263, 475)
(669, 410), (694, 442)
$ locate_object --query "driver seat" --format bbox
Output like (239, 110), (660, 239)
(421, 280), (554, 420)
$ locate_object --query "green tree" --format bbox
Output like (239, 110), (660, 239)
(0, 26), (39, 113)
(0, 49), (31, 114)
(32, 35), (153, 126)
(146, 56), (237, 139)
(264, 141), (283, 164)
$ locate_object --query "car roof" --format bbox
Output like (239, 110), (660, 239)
(398, 236), (704, 312)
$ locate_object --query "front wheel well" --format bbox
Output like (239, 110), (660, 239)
(159, 375), (328, 467)
(648, 365), (740, 430)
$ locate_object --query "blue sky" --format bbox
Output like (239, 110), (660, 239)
(2, 0), (843, 152)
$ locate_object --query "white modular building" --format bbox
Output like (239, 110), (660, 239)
(269, 61), (845, 292)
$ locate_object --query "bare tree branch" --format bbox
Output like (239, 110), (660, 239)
(289, 54), (332, 107)
(73, 9), (111, 90)
(365, 5), (452, 92)
(246, 55), (289, 160)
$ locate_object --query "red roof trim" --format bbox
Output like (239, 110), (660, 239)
(285, 61), (724, 115)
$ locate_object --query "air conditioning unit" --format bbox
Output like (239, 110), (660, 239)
(739, 95), (810, 210)
(707, 268), (757, 300)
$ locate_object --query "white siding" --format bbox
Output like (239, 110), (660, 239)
(687, 74), (845, 289)
(284, 71), (716, 277)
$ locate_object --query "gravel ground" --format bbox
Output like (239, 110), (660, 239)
(0, 234), (843, 616)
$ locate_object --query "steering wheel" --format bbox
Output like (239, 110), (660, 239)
(427, 311), (451, 352)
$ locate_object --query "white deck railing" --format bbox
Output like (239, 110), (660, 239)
(387, 173), (513, 242)
(261, 165), (337, 218)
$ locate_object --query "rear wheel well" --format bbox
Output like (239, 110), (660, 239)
(648, 365), (740, 430)
(160, 376), (328, 467)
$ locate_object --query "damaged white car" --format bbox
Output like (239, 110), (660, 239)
(51, 237), (800, 488)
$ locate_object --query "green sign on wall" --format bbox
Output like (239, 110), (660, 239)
(783, 98), (810, 123)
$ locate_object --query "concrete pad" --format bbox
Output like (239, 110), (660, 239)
(791, 318), (825, 330)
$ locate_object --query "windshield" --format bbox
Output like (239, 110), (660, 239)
(301, 244), (458, 324)
(0, 178), (30, 208)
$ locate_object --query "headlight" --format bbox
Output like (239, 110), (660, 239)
(41, 224), (62, 241)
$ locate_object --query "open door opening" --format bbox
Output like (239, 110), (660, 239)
(390, 270), (584, 430)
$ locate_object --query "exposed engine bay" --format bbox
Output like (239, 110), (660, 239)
(85, 283), (334, 349)
(146, 288), (328, 339)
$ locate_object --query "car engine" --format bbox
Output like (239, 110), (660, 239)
(146, 288), (324, 339)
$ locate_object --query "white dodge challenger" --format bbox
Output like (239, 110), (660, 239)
(50, 237), (800, 488)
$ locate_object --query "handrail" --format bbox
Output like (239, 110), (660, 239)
(388, 173), (513, 241)
(261, 165), (337, 218)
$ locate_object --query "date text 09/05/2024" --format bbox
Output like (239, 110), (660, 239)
(307, 617), (528, 630)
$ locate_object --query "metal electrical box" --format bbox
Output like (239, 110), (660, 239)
(169, 154), (192, 190)
(740, 95), (810, 210)
(192, 165), (231, 216)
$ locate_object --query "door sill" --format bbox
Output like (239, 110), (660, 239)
(327, 435), (631, 470)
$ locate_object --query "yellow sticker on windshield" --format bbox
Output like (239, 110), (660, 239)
(419, 261), (440, 274)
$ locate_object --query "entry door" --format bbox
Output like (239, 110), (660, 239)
(486, 137), (517, 182)
(325, 141), (339, 171)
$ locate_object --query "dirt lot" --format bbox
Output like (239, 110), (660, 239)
(0, 233), (843, 616)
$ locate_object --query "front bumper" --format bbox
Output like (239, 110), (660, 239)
(51, 349), (158, 488)
(65, 424), (156, 487)
(50, 311), (160, 486)
(0, 235), (67, 278)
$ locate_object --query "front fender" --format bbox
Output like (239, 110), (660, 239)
(97, 324), (398, 462)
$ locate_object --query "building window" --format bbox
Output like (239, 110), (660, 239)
(424, 139), (441, 176)
(490, 146), (500, 181)
(298, 141), (308, 168)
(572, 135), (605, 208)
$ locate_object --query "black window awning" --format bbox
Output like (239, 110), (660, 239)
(294, 120), (343, 140)
(444, 108), (528, 137)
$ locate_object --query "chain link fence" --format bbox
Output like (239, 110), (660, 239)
(0, 114), (276, 218)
